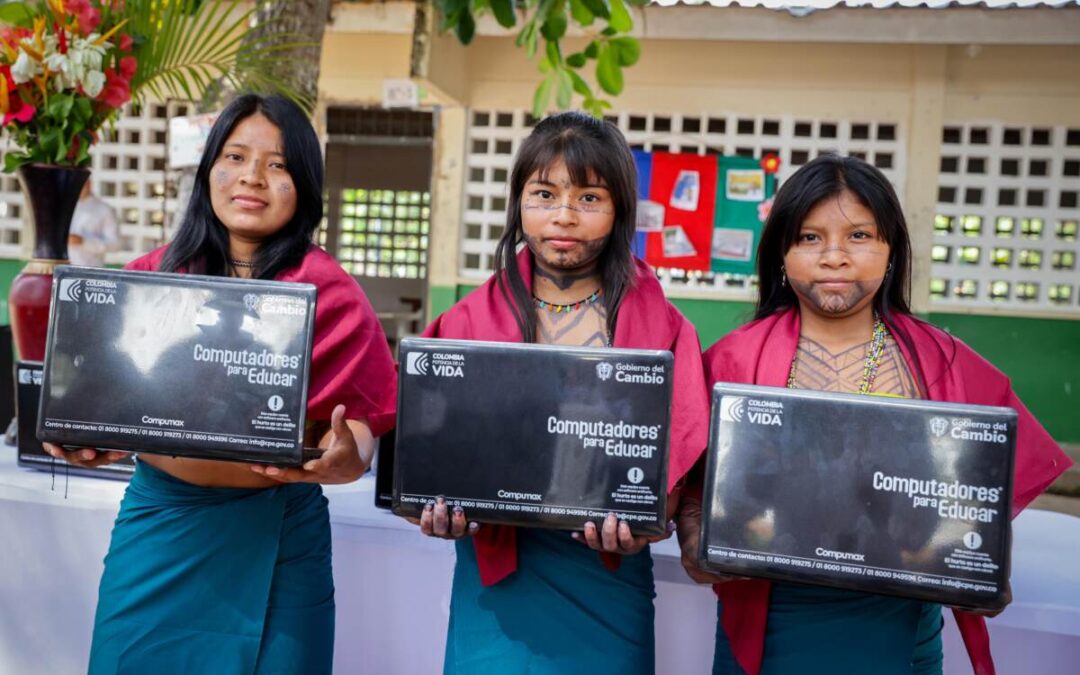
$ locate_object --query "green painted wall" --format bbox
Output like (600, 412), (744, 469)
(431, 283), (1079, 443)
(928, 313), (1079, 444)
(0, 258), (23, 325)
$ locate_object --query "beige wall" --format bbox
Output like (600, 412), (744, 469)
(466, 38), (917, 119)
(944, 45), (1080, 124)
(319, 32), (413, 105)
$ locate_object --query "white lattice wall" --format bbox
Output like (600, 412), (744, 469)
(932, 123), (1080, 315)
(461, 109), (906, 294)
(0, 101), (187, 263)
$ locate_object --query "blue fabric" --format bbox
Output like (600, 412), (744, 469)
(88, 461), (334, 675)
(712, 584), (944, 675)
(444, 528), (656, 675)
(632, 150), (652, 259)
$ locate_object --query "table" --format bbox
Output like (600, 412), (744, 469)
(1, 450), (1077, 674)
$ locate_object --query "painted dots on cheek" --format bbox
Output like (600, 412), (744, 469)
(213, 169), (230, 188)
(276, 182), (293, 194)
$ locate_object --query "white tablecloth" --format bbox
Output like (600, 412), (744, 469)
(1, 451), (1077, 674)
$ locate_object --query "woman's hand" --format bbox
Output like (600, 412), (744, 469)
(572, 512), (673, 556)
(42, 443), (129, 468)
(676, 496), (744, 585)
(413, 496), (481, 539)
(249, 404), (372, 484)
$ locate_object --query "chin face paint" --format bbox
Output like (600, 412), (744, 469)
(787, 275), (885, 316)
(524, 233), (609, 278)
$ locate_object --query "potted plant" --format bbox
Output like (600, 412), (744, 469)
(0, 0), (303, 359)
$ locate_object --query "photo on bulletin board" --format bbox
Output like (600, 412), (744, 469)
(662, 225), (698, 258)
(726, 169), (766, 202)
(637, 200), (666, 232)
(670, 170), (701, 211)
(711, 228), (755, 262)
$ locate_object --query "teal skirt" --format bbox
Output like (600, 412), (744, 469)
(712, 583), (943, 675)
(88, 461), (335, 675)
(445, 528), (656, 675)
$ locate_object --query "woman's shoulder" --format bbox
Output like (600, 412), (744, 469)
(705, 312), (782, 356)
(124, 245), (169, 271)
(281, 246), (362, 292)
(893, 314), (1008, 389)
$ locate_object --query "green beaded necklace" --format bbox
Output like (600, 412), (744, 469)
(787, 314), (888, 394)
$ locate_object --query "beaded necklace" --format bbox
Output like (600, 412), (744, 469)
(229, 259), (256, 269)
(533, 287), (603, 314)
(787, 314), (888, 394)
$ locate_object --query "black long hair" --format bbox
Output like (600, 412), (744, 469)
(755, 154), (950, 394)
(493, 112), (639, 343)
(160, 93), (324, 279)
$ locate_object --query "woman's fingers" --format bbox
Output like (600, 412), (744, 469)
(415, 498), (478, 539)
(601, 512), (619, 550)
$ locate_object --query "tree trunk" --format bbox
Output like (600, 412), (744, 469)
(200, 0), (332, 113)
(247, 0), (332, 109)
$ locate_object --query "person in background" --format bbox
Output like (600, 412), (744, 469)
(68, 180), (120, 267)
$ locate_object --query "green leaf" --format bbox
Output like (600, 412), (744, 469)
(569, 0), (595, 27)
(610, 36), (640, 66)
(555, 68), (573, 109)
(438, 0), (467, 30)
(541, 13), (567, 42)
(608, 0), (633, 32)
(490, 0), (517, 28)
(584, 40), (599, 58)
(580, 0), (610, 20)
(545, 39), (561, 65)
(596, 44), (623, 95)
(525, 23), (539, 59)
(455, 9), (476, 44)
(0, 1), (33, 27)
(532, 75), (554, 119)
(47, 94), (75, 122)
(4, 153), (23, 173)
(567, 69), (591, 96)
(515, 22), (531, 47)
(566, 52), (587, 68)
(73, 97), (93, 124)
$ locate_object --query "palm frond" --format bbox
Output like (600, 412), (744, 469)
(125, 0), (314, 110)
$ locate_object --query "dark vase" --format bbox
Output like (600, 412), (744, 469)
(9, 164), (90, 360)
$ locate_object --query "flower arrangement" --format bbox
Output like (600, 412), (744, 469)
(0, 1), (137, 171)
(0, 0), (308, 173)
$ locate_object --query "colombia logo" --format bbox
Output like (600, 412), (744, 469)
(405, 351), (430, 376)
(719, 396), (746, 423)
(59, 278), (85, 302)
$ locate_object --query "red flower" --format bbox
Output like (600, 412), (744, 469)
(96, 57), (137, 111)
(97, 67), (132, 110)
(1, 66), (36, 126)
(67, 134), (81, 160)
(760, 153), (781, 175)
(67, 0), (102, 36)
(119, 33), (133, 52)
(119, 56), (137, 79)
(1, 26), (32, 47)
